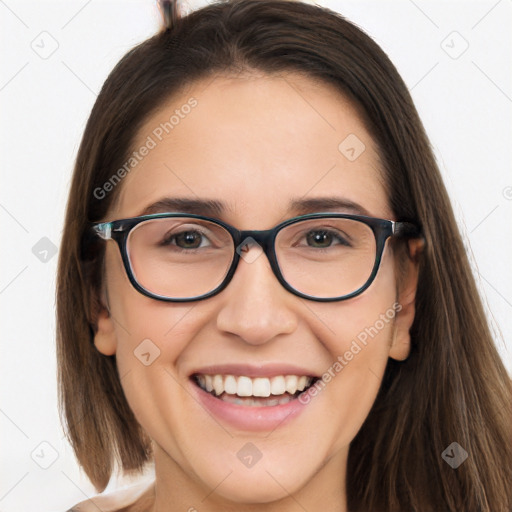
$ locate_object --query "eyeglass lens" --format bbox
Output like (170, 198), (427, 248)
(126, 217), (377, 300)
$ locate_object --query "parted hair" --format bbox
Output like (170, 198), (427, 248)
(56, 0), (512, 510)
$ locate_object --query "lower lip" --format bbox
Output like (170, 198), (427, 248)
(191, 379), (313, 432)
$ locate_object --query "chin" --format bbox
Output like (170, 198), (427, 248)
(186, 449), (317, 505)
(200, 467), (306, 504)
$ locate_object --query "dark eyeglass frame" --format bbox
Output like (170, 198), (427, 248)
(89, 212), (422, 303)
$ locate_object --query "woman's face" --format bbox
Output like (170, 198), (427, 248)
(94, 72), (419, 506)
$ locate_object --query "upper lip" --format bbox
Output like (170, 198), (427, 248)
(189, 363), (320, 379)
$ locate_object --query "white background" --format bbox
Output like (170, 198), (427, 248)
(1, 0), (511, 510)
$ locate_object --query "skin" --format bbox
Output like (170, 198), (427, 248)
(86, 71), (422, 512)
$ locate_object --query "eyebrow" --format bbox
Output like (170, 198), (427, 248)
(140, 197), (225, 217)
(289, 197), (370, 216)
(138, 196), (370, 217)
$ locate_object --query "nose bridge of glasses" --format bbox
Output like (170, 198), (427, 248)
(236, 229), (275, 256)
(229, 228), (282, 291)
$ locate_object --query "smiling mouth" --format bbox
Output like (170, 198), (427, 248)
(191, 373), (319, 407)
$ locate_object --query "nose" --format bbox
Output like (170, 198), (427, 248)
(215, 245), (298, 346)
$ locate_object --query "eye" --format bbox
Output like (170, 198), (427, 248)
(304, 229), (351, 248)
(163, 229), (211, 249)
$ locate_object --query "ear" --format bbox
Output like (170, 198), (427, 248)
(389, 238), (424, 361)
(92, 287), (117, 356)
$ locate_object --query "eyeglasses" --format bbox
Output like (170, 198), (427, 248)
(89, 212), (422, 302)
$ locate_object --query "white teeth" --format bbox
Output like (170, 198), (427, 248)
(270, 376), (286, 395)
(237, 376), (252, 397)
(213, 374), (224, 396)
(205, 374), (213, 392)
(297, 375), (308, 391)
(224, 375), (237, 394)
(252, 377), (271, 397)
(195, 373), (314, 398)
(285, 375), (298, 394)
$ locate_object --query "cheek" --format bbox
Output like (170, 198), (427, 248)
(301, 250), (399, 437)
(109, 294), (208, 387)
(105, 292), (211, 452)
(104, 241), (206, 358)
(309, 245), (398, 358)
(102, 245), (209, 416)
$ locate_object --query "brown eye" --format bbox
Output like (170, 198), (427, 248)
(174, 231), (203, 249)
(163, 230), (208, 249)
(305, 230), (350, 248)
(307, 230), (332, 248)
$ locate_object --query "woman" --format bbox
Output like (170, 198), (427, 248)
(57, 0), (512, 510)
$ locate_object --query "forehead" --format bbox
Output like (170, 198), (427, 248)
(113, 71), (391, 225)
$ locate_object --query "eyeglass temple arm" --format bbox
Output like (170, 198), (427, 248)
(91, 222), (112, 240)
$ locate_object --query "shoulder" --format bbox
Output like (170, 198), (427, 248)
(67, 479), (155, 512)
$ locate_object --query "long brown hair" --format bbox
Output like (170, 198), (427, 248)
(56, 0), (512, 509)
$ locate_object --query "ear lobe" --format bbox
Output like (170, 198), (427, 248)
(92, 287), (117, 356)
(389, 238), (423, 361)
